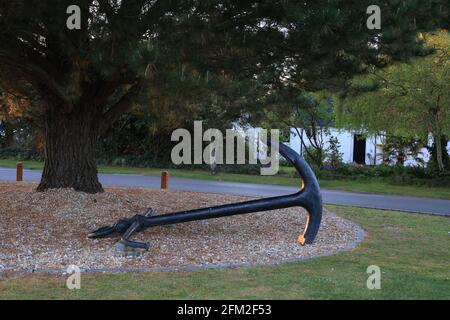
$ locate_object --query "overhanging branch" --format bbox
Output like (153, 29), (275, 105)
(98, 81), (144, 134)
(0, 50), (69, 105)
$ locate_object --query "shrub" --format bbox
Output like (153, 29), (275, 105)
(0, 147), (43, 161)
(326, 136), (343, 169)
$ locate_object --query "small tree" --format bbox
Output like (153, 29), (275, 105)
(377, 135), (426, 166)
(262, 90), (335, 168)
(327, 136), (343, 168)
(339, 31), (450, 171)
(428, 135), (450, 172)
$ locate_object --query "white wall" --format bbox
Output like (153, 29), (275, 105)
(398, 134), (450, 167)
(288, 128), (450, 166)
(289, 128), (381, 165)
(235, 125), (450, 167)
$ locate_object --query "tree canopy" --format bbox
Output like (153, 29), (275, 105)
(0, 0), (448, 192)
(338, 30), (450, 170)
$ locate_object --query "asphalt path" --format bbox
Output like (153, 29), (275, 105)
(1, 167), (449, 216)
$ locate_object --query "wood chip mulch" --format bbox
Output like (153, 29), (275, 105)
(0, 182), (363, 272)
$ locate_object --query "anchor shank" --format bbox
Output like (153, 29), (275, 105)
(142, 193), (304, 229)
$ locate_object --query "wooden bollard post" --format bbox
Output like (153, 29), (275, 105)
(161, 171), (169, 190)
(16, 161), (23, 182)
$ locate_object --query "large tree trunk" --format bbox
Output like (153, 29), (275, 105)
(37, 107), (103, 193)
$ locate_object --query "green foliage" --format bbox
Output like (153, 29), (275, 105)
(303, 145), (327, 169)
(339, 30), (450, 171)
(0, 1), (448, 189)
(326, 136), (344, 168)
(428, 135), (450, 172)
(0, 146), (42, 161)
(0, 120), (13, 148)
(263, 91), (336, 168)
(340, 30), (450, 134)
(377, 135), (426, 166)
(315, 163), (450, 188)
(2, 1), (448, 125)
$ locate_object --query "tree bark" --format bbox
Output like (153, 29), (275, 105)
(435, 134), (444, 172)
(37, 107), (103, 193)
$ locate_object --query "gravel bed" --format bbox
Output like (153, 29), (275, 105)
(0, 182), (363, 273)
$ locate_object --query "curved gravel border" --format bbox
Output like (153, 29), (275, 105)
(13, 224), (365, 275)
(0, 183), (365, 274)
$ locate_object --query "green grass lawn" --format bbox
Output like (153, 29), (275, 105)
(0, 206), (449, 300)
(1, 159), (450, 199)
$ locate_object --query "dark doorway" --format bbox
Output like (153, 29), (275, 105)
(353, 135), (366, 164)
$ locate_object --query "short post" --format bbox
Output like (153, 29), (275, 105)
(16, 161), (23, 182)
(161, 171), (169, 190)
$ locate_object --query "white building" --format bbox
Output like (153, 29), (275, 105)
(289, 128), (450, 166)
(231, 124), (449, 166)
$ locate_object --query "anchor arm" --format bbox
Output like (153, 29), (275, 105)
(89, 208), (154, 239)
(275, 143), (322, 245)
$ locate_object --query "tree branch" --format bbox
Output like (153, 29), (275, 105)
(98, 81), (144, 134)
(0, 50), (69, 105)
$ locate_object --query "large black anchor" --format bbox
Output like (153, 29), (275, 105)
(89, 143), (322, 254)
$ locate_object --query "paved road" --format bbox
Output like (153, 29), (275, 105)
(1, 167), (449, 216)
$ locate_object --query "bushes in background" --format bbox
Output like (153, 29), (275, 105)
(310, 163), (450, 187)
